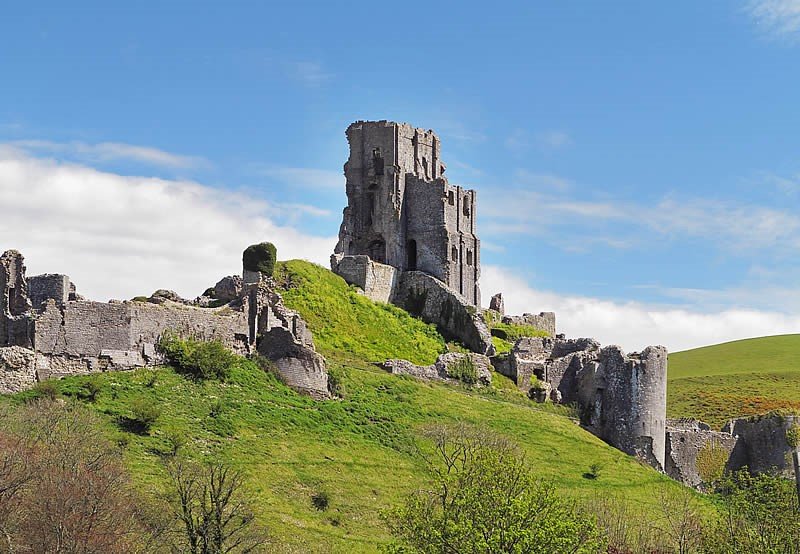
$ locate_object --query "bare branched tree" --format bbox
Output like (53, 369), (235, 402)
(164, 459), (268, 554)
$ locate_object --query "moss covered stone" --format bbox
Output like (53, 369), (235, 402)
(243, 242), (277, 277)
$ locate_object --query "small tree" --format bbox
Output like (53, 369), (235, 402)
(0, 400), (146, 553)
(242, 243), (277, 278)
(165, 459), (268, 553)
(384, 423), (604, 553)
(696, 439), (729, 487)
(703, 470), (800, 553)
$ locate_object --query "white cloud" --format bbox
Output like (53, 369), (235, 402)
(481, 184), (800, 254)
(12, 139), (208, 169)
(482, 264), (800, 353)
(746, 0), (800, 39)
(287, 61), (332, 86)
(512, 170), (572, 191)
(536, 130), (571, 148)
(257, 165), (343, 190)
(0, 147), (336, 302)
(506, 129), (571, 152)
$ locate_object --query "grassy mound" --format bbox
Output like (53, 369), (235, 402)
(669, 334), (800, 428)
(276, 260), (446, 365)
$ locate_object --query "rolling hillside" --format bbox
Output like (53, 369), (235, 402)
(4, 261), (695, 553)
(668, 334), (800, 428)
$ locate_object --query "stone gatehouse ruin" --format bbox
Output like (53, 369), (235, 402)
(0, 249), (329, 398)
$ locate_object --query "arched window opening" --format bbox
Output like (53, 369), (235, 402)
(367, 239), (386, 264)
(466, 250), (473, 266)
(407, 240), (417, 271)
(451, 246), (458, 262)
(448, 190), (454, 205)
(463, 201), (470, 217)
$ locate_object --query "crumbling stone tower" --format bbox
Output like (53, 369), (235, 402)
(333, 120), (481, 306)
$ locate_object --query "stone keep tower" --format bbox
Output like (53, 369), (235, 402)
(333, 120), (481, 306)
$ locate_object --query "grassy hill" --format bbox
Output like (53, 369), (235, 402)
(668, 334), (800, 428)
(3, 261), (695, 553)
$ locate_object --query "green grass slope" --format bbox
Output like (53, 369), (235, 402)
(669, 334), (800, 428)
(3, 260), (696, 552)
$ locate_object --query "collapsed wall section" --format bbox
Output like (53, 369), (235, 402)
(331, 255), (399, 303)
(665, 419), (739, 488)
(395, 270), (493, 355)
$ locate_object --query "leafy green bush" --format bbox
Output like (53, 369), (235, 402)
(385, 424), (604, 553)
(696, 439), (729, 485)
(81, 376), (103, 402)
(30, 380), (60, 401)
(129, 397), (161, 434)
(242, 242), (277, 277)
(786, 423), (800, 449)
(158, 333), (238, 381)
(327, 366), (347, 398)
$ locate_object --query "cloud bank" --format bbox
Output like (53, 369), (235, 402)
(0, 147), (335, 302)
(482, 265), (800, 352)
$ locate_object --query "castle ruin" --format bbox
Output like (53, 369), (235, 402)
(0, 249), (329, 398)
(333, 121), (481, 306)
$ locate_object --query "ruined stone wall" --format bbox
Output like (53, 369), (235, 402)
(27, 274), (70, 309)
(500, 336), (667, 468)
(502, 312), (557, 337)
(665, 420), (739, 488)
(1, 251), (33, 348)
(395, 271), (493, 355)
(31, 298), (250, 378)
(332, 255), (399, 303)
(725, 414), (800, 476)
(0, 346), (39, 394)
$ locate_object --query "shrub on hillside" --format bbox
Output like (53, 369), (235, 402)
(128, 397), (161, 434)
(30, 380), (60, 401)
(242, 242), (277, 277)
(384, 424), (604, 553)
(159, 332), (237, 381)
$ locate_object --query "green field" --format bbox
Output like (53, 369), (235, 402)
(668, 334), (800, 428)
(3, 261), (697, 552)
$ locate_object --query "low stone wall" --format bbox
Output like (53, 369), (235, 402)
(332, 255), (399, 303)
(32, 298), (250, 375)
(395, 271), (494, 355)
(502, 312), (557, 336)
(383, 352), (492, 386)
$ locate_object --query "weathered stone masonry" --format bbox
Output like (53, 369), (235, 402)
(0, 250), (329, 398)
(332, 121), (481, 303)
(496, 336), (668, 469)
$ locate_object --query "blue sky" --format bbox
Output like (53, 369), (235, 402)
(3, 1), (800, 351)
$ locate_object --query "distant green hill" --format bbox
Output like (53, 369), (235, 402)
(3, 261), (695, 553)
(668, 334), (800, 428)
